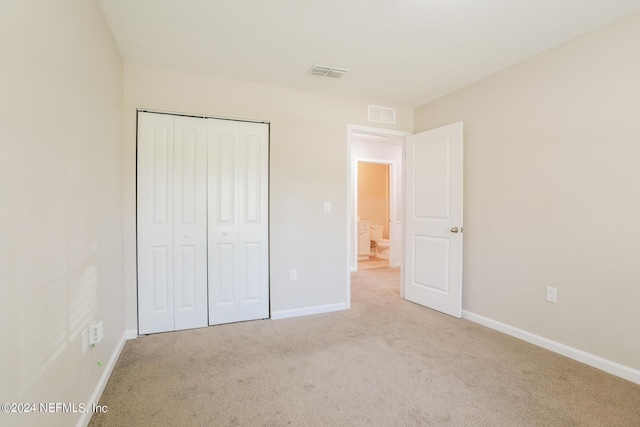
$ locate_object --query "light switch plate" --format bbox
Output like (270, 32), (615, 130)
(323, 202), (331, 213)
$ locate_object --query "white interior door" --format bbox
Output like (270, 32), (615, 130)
(208, 119), (269, 325)
(404, 122), (463, 318)
(137, 112), (208, 334)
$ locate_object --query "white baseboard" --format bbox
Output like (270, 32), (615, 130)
(271, 302), (347, 320)
(462, 310), (640, 385)
(76, 330), (131, 427)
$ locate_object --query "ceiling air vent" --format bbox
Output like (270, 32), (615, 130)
(368, 105), (396, 124)
(308, 65), (349, 78)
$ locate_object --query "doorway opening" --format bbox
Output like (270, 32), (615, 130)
(357, 161), (391, 270)
(346, 125), (411, 309)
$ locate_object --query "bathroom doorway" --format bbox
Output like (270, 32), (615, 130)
(347, 126), (407, 307)
(357, 161), (391, 270)
(349, 129), (406, 275)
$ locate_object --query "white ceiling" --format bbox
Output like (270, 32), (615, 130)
(99, 0), (640, 108)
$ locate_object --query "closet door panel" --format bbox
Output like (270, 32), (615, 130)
(173, 117), (208, 331)
(208, 119), (269, 324)
(137, 112), (175, 335)
(237, 122), (270, 321)
(208, 120), (241, 325)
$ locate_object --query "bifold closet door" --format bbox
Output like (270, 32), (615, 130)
(208, 119), (269, 325)
(137, 112), (208, 334)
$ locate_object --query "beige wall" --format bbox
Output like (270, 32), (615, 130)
(414, 13), (640, 370)
(358, 163), (390, 238)
(122, 64), (413, 326)
(0, 1), (124, 426)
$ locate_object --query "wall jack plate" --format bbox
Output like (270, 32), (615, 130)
(546, 286), (558, 303)
(89, 321), (103, 345)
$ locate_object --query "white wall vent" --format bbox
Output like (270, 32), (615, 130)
(308, 65), (349, 78)
(368, 105), (396, 124)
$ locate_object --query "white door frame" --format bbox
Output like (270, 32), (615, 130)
(346, 124), (411, 309)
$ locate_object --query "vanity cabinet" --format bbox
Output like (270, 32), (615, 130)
(358, 221), (371, 260)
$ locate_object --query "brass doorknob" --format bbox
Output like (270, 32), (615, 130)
(450, 227), (459, 233)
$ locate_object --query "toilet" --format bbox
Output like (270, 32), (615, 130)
(370, 226), (390, 259)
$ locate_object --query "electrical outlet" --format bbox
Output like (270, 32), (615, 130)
(290, 269), (297, 281)
(546, 286), (557, 303)
(89, 321), (104, 345)
(82, 329), (89, 354)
